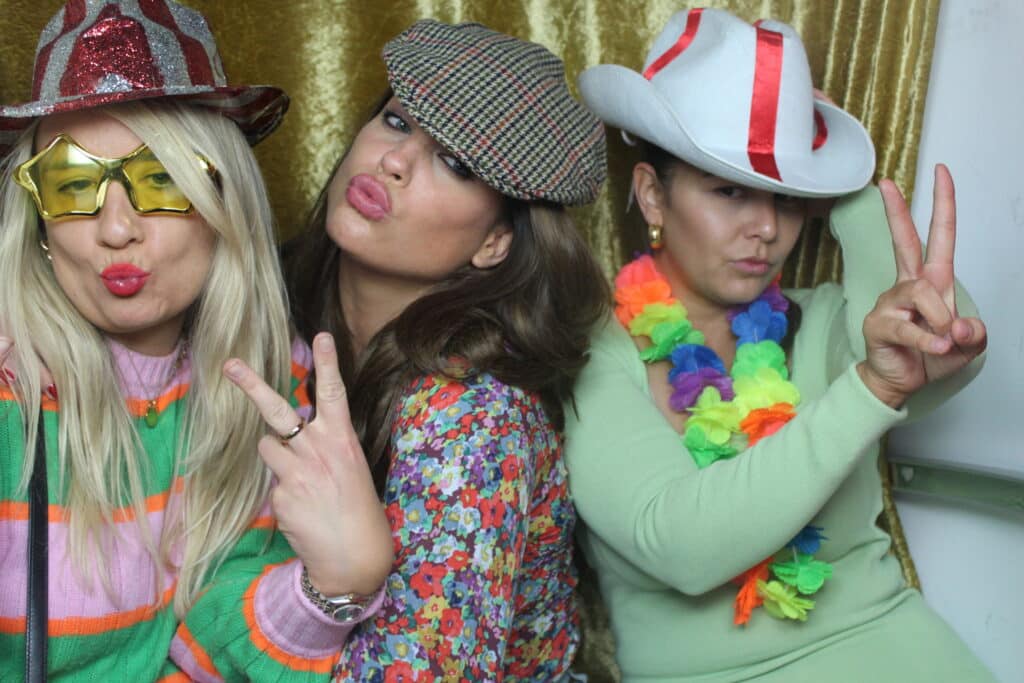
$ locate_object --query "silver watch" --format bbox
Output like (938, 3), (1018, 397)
(300, 566), (380, 623)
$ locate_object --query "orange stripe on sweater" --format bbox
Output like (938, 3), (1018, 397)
(125, 382), (190, 417)
(0, 586), (174, 636)
(175, 622), (223, 679)
(243, 561), (338, 674)
(249, 515), (275, 530)
(0, 386), (59, 411)
(291, 361), (311, 408)
(156, 674), (191, 683)
(0, 478), (183, 523)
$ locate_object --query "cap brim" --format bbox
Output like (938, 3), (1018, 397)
(578, 64), (874, 198)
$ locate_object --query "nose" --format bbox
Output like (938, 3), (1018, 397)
(96, 180), (143, 249)
(746, 193), (779, 242)
(379, 137), (423, 186)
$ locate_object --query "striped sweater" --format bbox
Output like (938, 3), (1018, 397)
(0, 338), (378, 681)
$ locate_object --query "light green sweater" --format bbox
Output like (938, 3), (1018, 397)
(565, 187), (995, 682)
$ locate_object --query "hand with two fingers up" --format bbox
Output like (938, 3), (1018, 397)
(858, 164), (988, 409)
(224, 332), (394, 598)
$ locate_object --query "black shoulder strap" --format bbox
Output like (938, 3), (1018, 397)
(26, 410), (48, 683)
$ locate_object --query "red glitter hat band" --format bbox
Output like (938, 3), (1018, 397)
(0, 0), (288, 154)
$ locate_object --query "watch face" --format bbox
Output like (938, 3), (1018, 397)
(330, 603), (366, 622)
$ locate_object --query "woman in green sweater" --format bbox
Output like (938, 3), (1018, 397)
(564, 8), (995, 681)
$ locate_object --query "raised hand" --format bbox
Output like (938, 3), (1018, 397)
(224, 332), (393, 596)
(858, 164), (987, 408)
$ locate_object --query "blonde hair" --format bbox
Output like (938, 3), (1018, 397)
(0, 100), (292, 616)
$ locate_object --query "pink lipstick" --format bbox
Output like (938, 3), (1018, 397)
(101, 263), (150, 297)
(733, 259), (771, 275)
(345, 174), (391, 220)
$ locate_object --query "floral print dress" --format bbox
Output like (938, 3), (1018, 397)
(333, 371), (580, 682)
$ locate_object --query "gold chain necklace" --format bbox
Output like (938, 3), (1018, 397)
(120, 340), (189, 428)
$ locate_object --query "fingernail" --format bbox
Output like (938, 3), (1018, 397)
(317, 334), (334, 352)
(45, 384), (58, 400)
(224, 360), (243, 379)
(2, 368), (15, 384)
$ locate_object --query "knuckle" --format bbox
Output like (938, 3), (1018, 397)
(268, 400), (293, 424)
(317, 379), (347, 403)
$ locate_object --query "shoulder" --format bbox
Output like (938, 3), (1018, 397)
(785, 282), (844, 315)
(395, 370), (552, 437)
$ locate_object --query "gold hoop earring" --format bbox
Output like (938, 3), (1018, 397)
(39, 240), (52, 263)
(648, 224), (663, 250)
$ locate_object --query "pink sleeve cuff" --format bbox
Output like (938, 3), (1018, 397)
(252, 560), (385, 658)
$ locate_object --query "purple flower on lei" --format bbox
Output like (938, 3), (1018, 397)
(669, 367), (734, 411)
(667, 344), (726, 383)
(732, 300), (788, 345)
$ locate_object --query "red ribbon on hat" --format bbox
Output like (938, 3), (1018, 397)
(747, 23), (784, 181)
(643, 8), (703, 80)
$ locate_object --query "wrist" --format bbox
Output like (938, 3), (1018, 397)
(301, 566), (383, 623)
(305, 565), (386, 597)
(856, 361), (907, 409)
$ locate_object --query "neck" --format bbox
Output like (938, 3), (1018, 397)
(652, 251), (739, 368)
(106, 316), (185, 357)
(337, 255), (429, 357)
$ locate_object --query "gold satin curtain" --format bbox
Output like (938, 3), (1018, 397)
(2, 0), (937, 285)
(0, 2), (938, 678)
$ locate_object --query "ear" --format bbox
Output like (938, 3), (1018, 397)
(471, 221), (513, 269)
(633, 162), (667, 227)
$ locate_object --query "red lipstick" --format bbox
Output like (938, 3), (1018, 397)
(101, 263), (150, 297)
(346, 174), (391, 220)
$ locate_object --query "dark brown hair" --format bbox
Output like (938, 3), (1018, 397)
(638, 140), (802, 350)
(286, 100), (609, 493)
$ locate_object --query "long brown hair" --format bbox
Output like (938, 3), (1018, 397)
(286, 102), (609, 493)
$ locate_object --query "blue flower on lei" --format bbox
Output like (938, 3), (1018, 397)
(731, 300), (788, 345)
(667, 344), (727, 383)
(788, 525), (827, 554)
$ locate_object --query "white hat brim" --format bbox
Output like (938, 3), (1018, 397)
(579, 64), (875, 198)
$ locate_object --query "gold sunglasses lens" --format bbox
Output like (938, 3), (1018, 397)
(31, 140), (106, 217)
(19, 137), (196, 218)
(122, 151), (192, 213)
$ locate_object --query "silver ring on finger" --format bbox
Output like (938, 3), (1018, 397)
(278, 419), (306, 445)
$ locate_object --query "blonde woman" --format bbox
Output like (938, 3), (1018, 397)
(0, 2), (390, 680)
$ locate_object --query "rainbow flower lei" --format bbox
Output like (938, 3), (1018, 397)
(614, 254), (833, 626)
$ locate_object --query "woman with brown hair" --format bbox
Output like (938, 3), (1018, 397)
(229, 19), (610, 681)
(562, 8), (994, 682)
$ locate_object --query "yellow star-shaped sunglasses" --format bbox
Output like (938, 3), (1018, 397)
(14, 133), (216, 221)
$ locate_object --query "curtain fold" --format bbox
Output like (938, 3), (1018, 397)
(0, 2), (938, 679)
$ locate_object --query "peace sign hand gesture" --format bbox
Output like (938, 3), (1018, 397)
(224, 333), (393, 596)
(858, 164), (988, 409)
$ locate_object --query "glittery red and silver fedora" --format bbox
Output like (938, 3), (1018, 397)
(579, 8), (875, 198)
(0, 0), (288, 154)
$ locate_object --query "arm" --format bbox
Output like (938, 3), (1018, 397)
(170, 522), (380, 681)
(565, 322), (903, 595)
(170, 337), (384, 681)
(569, 171), (986, 596)
(333, 373), (537, 682)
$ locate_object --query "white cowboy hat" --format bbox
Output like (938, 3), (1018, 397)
(578, 8), (875, 198)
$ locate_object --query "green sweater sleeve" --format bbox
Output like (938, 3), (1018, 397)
(565, 186), (983, 596)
